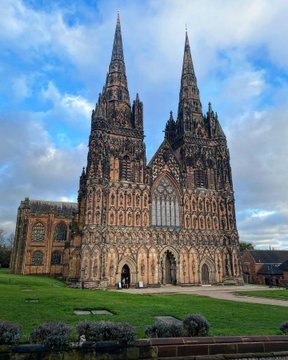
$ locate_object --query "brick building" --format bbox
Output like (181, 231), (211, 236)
(241, 250), (288, 285)
(11, 16), (243, 288)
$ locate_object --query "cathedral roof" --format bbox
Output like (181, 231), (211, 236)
(20, 198), (77, 217)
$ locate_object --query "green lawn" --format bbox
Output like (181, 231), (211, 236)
(236, 289), (288, 301)
(0, 269), (287, 342)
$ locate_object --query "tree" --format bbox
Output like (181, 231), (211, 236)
(0, 228), (14, 268)
(239, 241), (254, 252)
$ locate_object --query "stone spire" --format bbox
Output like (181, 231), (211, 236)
(178, 31), (202, 115)
(105, 13), (131, 108)
(177, 31), (207, 138)
(91, 14), (132, 130)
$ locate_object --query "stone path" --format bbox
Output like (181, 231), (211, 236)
(113, 285), (288, 307)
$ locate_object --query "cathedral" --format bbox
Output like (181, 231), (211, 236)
(10, 16), (243, 288)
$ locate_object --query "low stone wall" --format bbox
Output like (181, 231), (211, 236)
(149, 335), (288, 358)
(1, 336), (288, 360)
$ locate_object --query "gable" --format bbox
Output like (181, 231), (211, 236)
(148, 140), (182, 184)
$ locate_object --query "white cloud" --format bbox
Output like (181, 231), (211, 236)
(41, 81), (93, 128)
(0, 113), (86, 234)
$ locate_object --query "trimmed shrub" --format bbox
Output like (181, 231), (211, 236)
(0, 321), (22, 345)
(76, 321), (136, 345)
(29, 322), (70, 349)
(279, 321), (288, 335)
(145, 321), (186, 338)
(183, 314), (210, 337)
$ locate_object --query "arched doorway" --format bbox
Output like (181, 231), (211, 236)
(121, 264), (130, 288)
(162, 251), (177, 285)
(201, 264), (210, 285)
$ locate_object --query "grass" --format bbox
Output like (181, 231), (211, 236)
(236, 289), (288, 301)
(0, 269), (287, 342)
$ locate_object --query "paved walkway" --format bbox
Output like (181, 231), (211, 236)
(113, 284), (288, 307)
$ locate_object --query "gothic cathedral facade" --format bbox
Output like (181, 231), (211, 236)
(11, 16), (243, 288)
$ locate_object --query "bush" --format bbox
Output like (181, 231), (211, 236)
(183, 314), (210, 337)
(145, 321), (186, 338)
(76, 321), (136, 345)
(0, 321), (22, 345)
(29, 322), (70, 349)
(279, 321), (288, 335)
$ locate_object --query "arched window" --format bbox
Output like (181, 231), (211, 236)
(51, 251), (61, 265)
(54, 223), (67, 242)
(151, 177), (180, 227)
(31, 222), (45, 242)
(120, 155), (131, 180)
(32, 251), (43, 265)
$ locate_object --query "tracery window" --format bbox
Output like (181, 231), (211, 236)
(51, 251), (61, 265)
(31, 251), (43, 265)
(120, 155), (131, 180)
(194, 169), (208, 188)
(54, 223), (67, 242)
(151, 177), (180, 227)
(31, 222), (45, 242)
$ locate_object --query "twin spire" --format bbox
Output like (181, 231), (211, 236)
(95, 15), (223, 140)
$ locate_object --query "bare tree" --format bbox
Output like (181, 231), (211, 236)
(0, 228), (14, 268)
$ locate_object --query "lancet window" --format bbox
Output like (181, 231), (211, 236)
(194, 169), (208, 188)
(120, 155), (131, 180)
(151, 177), (180, 227)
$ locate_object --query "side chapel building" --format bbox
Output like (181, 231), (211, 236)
(10, 16), (243, 288)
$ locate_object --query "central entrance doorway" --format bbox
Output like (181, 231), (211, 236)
(121, 264), (130, 288)
(162, 251), (177, 285)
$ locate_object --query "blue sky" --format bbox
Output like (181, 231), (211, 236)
(1, 0), (288, 249)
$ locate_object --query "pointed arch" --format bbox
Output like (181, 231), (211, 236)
(31, 222), (45, 242)
(116, 256), (137, 285)
(54, 222), (67, 242)
(151, 173), (181, 227)
(199, 257), (216, 285)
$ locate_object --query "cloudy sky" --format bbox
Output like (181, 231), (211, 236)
(1, 0), (288, 249)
